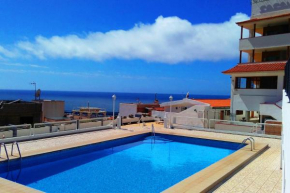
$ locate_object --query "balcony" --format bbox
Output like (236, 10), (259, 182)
(240, 33), (290, 51)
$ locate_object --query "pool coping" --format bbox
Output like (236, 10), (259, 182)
(159, 131), (269, 193)
(0, 129), (269, 193)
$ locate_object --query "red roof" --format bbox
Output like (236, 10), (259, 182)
(236, 13), (290, 25)
(223, 61), (286, 74)
(193, 99), (231, 108)
(153, 107), (164, 111)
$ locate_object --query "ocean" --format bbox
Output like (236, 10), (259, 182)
(0, 90), (230, 114)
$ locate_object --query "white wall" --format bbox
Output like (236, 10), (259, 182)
(205, 109), (230, 120)
(171, 106), (208, 128)
(282, 90), (290, 193)
(260, 103), (282, 121)
(164, 104), (193, 113)
(42, 101), (65, 120)
(152, 110), (165, 120)
(230, 71), (284, 118)
(119, 103), (137, 117)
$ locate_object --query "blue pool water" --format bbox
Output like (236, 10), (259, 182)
(0, 134), (240, 193)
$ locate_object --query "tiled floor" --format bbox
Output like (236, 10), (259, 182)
(0, 123), (282, 193)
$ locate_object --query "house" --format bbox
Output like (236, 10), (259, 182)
(33, 100), (67, 122)
(156, 98), (231, 129)
(223, 0), (290, 122)
(0, 100), (42, 126)
(158, 98), (231, 120)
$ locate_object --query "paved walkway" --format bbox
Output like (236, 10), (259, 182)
(0, 123), (282, 193)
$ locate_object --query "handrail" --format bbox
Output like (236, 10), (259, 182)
(209, 119), (256, 126)
(34, 120), (77, 128)
(248, 137), (255, 150)
(151, 124), (155, 137)
(79, 117), (106, 123)
(255, 122), (283, 134)
(0, 143), (9, 160)
(0, 124), (31, 130)
(240, 137), (254, 151)
(11, 142), (22, 158)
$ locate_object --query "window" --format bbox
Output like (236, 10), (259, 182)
(236, 110), (243, 115)
(262, 50), (287, 62)
(225, 110), (230, 116)
(263, 24), (289, 36)
(235, 76), (277, 89)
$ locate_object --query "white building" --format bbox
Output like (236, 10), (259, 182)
(34, 100), (66, 122)
(223, 0), (290, 122)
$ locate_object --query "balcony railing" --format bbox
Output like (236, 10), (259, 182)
(285, 58), (290, 101)
(239, 33), (290, 51)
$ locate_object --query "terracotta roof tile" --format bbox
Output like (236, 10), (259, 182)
(223, 61), (286, 74)
(192, 99), (231, 108)
(153, 107), (164, 111)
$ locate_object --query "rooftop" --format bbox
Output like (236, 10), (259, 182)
(223, 61), (286, 74)
(236, 12), (290, 26)
(160, 98), (209, 107)
(193, 99), (231, 108)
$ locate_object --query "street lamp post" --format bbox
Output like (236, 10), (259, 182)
(112, 94), (116, 128)
(30, 82), (36, 100)
(169, 95), (173, 129)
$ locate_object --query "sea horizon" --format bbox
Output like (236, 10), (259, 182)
(0, 89), (230, 113)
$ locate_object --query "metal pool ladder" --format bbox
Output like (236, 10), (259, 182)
(11, 142), (22, 159)
(240, 137), (255, 151)
(0, 143), (10, 161)
(151, 124), (155, 137)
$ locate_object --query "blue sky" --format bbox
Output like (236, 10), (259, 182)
(0, 0), (251, 95)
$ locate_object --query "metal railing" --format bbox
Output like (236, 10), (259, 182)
(256, 122), (282, 135)
(11, 142), (22, 158)
(0, 124), (32, 138)
(240, 137), (255, 151)
(0, 117), (110, 141)
(0, 143), (9, 160)
(79, 117), (110, 129)
(171, 115), (282, 137)
(34, 120), (78, 135)
(209, 119), (256, 133)
(285, 58), (290, 101)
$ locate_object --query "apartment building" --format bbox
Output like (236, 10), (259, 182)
(223, 0), (290, 122)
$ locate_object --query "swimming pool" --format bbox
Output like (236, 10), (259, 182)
(0, 133), (243, 193)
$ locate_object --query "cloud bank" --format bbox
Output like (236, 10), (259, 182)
(4, 13), (249, 64)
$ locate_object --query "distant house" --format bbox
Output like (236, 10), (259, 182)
(158, 98), (231, 120)
(33, 100), (67, 122)
(0, 100), (42, 126)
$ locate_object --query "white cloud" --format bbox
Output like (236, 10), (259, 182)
(0, 68), (100, 77)
(15, 13), (249, 64)
(0, 46), (18, 58)
(0, 68), (174, 80)
(0, 62), (48, 68)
